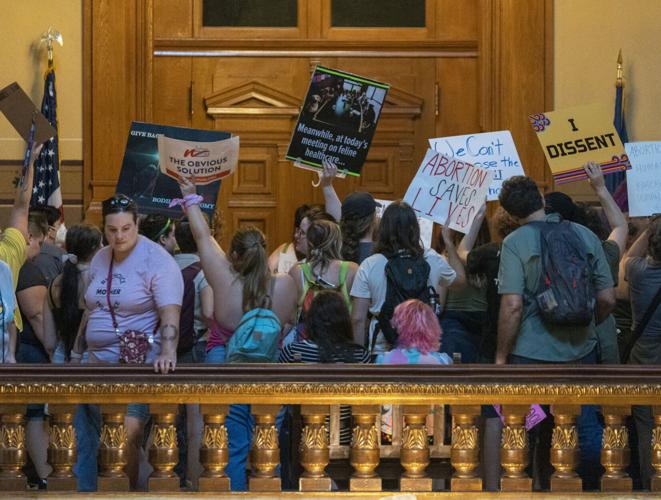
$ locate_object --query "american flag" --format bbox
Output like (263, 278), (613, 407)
(29, 68), (62, 213)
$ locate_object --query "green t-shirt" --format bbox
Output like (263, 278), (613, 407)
(498, 213), (614, 362)
(445, 283), (488, 312)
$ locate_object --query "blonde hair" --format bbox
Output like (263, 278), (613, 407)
(306, 220), (342, 275)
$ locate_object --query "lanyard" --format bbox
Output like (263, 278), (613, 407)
(106, 253), (120, 335)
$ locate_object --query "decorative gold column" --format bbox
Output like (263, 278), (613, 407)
(652, 406), (661, 492)
(400, 404), (432, 491)
(0, 404), (27, 492)
(98, 404), (129, 491)
(47, 404), (77, 491)
(601, 405), (632, 492)
(199, 404), (230, 492)
(249, 405), (281, 492)
(299, 405), (331, 492)
(450, 404), (482, 492)
(148, 404), (179, 491)
(550, 405), (581, 492)
(349, 405), (381, 492)
(500, 405), (532, 492)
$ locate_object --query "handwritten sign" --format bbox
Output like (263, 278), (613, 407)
(625, 142), (661, 217)
(403, 149), (492, 234)
(429, 130), (524, 201)
(157, 135), (239, 185)
(529, 103), (629, 184)
(375, 199), (433, 248)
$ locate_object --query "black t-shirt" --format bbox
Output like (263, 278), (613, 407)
(17, 261), (47, 348)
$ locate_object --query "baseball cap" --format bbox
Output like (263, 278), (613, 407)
(341, 192), (380, 220)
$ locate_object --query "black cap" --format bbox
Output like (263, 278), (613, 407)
(341, 192), (380, 220)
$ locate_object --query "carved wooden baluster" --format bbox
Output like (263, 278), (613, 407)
(349, 404), (381, 492)
(148, 404), (179, 491)
(652, 406), (661, 492)
(499, 405), (532, 492)
(550, 404), (581, 492)
(249, 404), (281, 491)
(401, 404), (432, 491)
(0, 404), (27, 492)
(450, 404), (482, 492)
(601, 405), (632, 492)
(299, 404), (331, 492)
(98, 404), (129, 491)
(47, 404), (77, 491)
(199, 404), (230, 492)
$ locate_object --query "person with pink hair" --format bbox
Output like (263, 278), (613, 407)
(375, 299), (451, 365)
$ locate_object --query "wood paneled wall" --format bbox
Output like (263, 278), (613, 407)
(83, 0), (553, 249)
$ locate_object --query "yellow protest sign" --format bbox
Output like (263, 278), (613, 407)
(529, 103), (629, 184)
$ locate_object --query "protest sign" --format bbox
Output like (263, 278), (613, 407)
(286, 66), (389, 176)
(0, 82), (56, 145)
(429, 130), (524, 201)
(157, 135), (239, 185)
(116, 122), (230, 218)
(403, 149), (491, 234)
(529, 103), (629, 184)
(624, 142), (661, 217)
(375, 199), (433, 248)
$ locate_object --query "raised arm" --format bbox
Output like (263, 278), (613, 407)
(442, 225), (466, 289)
(10, 144), (42, 241)
(584, 162), (628, 255)
(457, 201), (487, 264)
(319, 159), (341, 222)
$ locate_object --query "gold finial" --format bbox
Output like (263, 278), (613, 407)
(616, 49), (624, 87)
(40, 27), (63, 68)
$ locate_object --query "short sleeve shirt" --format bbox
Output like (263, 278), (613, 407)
(351, 248), (456, 352)
(16, 261), (47, 347)
(497, 213), (613, 362)
(84, 236), (184, 363)
(173, 253), (209, 335)
(0, 261), (16, 362)
(625, 256), (661, 339)
(0, 228), (27, 331)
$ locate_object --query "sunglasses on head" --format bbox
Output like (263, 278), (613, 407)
(102, 195), (136, 215)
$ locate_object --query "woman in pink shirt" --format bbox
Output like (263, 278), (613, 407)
(73, 194), (183, 491)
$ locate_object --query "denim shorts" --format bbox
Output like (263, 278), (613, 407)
(126, 403), (150, 421)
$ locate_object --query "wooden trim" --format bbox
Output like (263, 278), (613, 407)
(545, 0), (555, 189)
(82, 0), (93, 214)
(155, 49), (478, 58)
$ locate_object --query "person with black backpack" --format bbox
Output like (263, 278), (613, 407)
(496, 175), (616, 490)
(350, 200), (465, 357)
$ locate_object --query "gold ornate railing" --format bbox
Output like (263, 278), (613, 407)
(1, 364), (661, 496)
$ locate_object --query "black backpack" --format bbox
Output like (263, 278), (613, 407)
(376, 251), (434, 345)
(530, 220), (595, 327)
(177, 261), (203, 355)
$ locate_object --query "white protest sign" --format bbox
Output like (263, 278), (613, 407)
(625, 142), (661, 217)
(403, 149), (492, 234)
(157, 135), (239, 185)
(429, 130), (524, 201)
(375, 199), (433, 248)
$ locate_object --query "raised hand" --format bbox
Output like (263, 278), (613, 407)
(584, 161), (606, 191)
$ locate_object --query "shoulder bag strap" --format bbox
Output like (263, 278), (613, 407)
(625, 284), (661, 360)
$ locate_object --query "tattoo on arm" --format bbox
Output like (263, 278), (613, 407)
(160, 324), (178, 342)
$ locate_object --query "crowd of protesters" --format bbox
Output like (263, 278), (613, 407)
(1, 149), (660, 492)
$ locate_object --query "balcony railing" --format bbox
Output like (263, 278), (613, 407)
(1, 364), (661, 496)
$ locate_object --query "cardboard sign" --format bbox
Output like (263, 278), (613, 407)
(625, 142), (661, 217)
(286, 66), (389, 176)
(403, 149), (492, 234)
(0, 82), (56, 145)
(429, 130), (524, 201)
(157, 135), (239, 185)
(529, 103), (629, 184)
(375, 199), (434, 248)
(116, 122), (230, 218)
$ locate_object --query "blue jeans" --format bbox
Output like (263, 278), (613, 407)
(205, 344), (226, 364)
(509, 348), (602, 490)
(440, 310), (486, 364)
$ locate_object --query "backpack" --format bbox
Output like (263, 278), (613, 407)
(376, 251), (433, 345)
(530, 220), (596, 326)
(295, 261), (350, 340)
(226, 286), (281, 363)
(177, 261), (202, 355)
